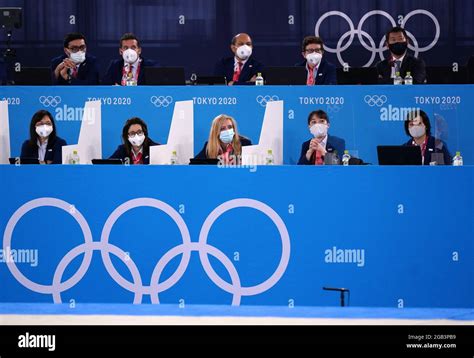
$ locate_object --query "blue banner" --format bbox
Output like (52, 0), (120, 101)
(1, 85), (474, 164)
(0, 166), (473, 307)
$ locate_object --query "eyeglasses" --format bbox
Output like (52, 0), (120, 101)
(305, 48), (323, 54)
(128, 130), (144, 137)
(68, 45), (86, 53)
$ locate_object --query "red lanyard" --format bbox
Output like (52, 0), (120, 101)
(413, 136), (429, 161)
(121, 62), (141, 85)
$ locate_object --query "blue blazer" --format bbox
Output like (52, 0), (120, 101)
(214, 56), (264, 85)
(109, 139), (159, 164)
(102, 58), (156, 85)
(20, 136), (67, 164)
(51, 54), (99, 85)
(295, 58), (337, 85)
(403, 135), (452, 165)
(298, 135), (345, 165)
(195, 137), (252, 159)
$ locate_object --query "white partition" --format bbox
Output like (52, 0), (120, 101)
(62, 101), (102, 164)
(242, 100), (283, 165)
(150, 100), (194, 165)
(0, 101), (11, 164)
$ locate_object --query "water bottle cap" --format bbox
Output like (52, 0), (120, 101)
(344, 150), (349, 154)
(172, 150), (177, 155)
(73, 150), (78, 154)
(456, 151), (461, 156)
(268, 149), (272, 154)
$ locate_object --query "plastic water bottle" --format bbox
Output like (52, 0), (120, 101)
(404, 71), (413, 85)
(453, 151), (463, 166)
(342, 150), (351, 166)
(69, 150), (80, 164)
(255, 72), (264, 86)
(393, 71), (403, 85)
(170, 150), (178, 165)
(265, 149), (274, 165)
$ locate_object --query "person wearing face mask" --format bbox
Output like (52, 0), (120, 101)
(102, 33), (156, 86)
(403, 110), (452, 165)
(375, 26), (426, 84)
(214, 33), (264, 86)
(20, 110), (67, 164)
(109, 117), (159, 165)
(297, 110), (345, 165)
(195, 114), (252, 163)
(51, 33), (99, 85)
(296, 36), (337, 85)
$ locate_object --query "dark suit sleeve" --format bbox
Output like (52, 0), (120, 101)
(441, 141), (452, 165)
(109, 145), (125, 160)
(334, 138), (346, 158)
(297, 142), (312, 165)
(195, 142), (208, 159)
(51, 57), (63, 85)
(214, 60), (225, 77)
(235, 60), (264, 85)
(71, 59), (99, 85)
(412, 57), (426, 84)
(102, 61), (117, 85)
(51, 139), (67, 164)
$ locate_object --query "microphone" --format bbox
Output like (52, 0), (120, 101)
(323, 287), (348, 292)
(322, 287), (349, 307)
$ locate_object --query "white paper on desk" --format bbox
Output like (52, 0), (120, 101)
(0, 101), (11, 164)
(241, 100), (283, 166)
(62, 100), (102, 164)
(150, 100), (194, 165)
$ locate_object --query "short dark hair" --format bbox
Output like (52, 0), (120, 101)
(29, 110), (57, 147)
(302, 36), (324, 52)
(307, 110), (329, 125)
(120, 33), (140, 48)
(63, 33), (86, 48)
(404, 109), (431, 137)
(385, 26), (409, 43)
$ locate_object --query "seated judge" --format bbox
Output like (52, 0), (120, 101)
(296, 36), (337, 85)
(102, 33), (155, 85)
(110, 117), (159, 164)
(51, 33), (100, 85)
(195, 114), (252, 164)
(20, 110), (67, 164)
(403, 110), (452, 165)
(214, 33), (264, 86)
(298, 110), (345, 165)
(375, 26), (426, 84)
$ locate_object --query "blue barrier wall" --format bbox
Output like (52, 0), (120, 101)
(1, 85), (474, 165)
(1, 166), (473, 308)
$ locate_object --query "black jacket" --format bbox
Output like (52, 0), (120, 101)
(214, 56), (264, 85)
(375, 53), (426, 84)
(102, 58), (156, 85)
(109, 139), (160, 164)
(51, 54), (100, 85)
(403, 136), (452, 165)
(20, 136), (67, 164)
(295, 58), (337, 85)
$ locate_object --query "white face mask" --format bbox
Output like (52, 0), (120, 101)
(36, 124), (53, 138)
(219, 128), (235, 144)
(70, 51), (86, 64)
(128, 133), (145, 147)
(310, 123), (328, 138)
(409, 125), (426, 139)
(306, 52), (322, 67)
(236, 45), (252, 60)
(122, 49), (139, 64)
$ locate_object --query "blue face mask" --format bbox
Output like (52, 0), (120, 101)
(219, 128), (235, 144)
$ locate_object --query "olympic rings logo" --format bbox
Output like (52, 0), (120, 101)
(364, 95), (388, 107)
(256, 95), (280, 107)
(150, 96), (173, 108)
(39, 96), (62, 108)
(3, 197), (291, 305)
(315, 10), (440, 67)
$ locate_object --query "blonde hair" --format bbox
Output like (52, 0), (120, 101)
(206, 114), (242, 158)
